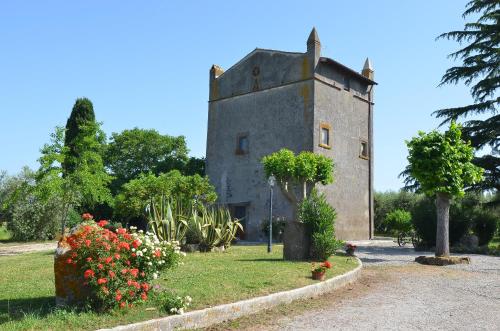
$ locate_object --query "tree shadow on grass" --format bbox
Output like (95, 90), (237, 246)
(0, 296), (56, 323)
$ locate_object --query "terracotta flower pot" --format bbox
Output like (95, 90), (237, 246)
(311, 270), (326, 281)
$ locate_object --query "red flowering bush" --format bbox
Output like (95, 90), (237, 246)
(64, 215), (182, 310)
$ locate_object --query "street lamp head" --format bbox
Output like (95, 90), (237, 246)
(268, 175), (276, 188)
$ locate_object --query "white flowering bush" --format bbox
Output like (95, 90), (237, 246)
(130, 227), (185, 280)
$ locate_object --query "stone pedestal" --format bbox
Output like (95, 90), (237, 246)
(54, 239), (89, 307)
(283, 221), (310, 261)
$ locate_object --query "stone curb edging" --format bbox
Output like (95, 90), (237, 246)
(99, 258), (362, 331)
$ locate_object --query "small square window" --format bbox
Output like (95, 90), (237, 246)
(319, 123), (331, 149)
(236, 134), (249, 154)
(360, 140), (369, 159)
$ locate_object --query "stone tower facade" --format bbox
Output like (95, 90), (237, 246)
(206, 28), (376, 241)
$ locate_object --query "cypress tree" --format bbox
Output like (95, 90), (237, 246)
(63, 98), (96, 175)
(434, 0), (499, 196)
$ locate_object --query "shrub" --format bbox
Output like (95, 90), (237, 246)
(311, 232), (341, 261)
(10, 194), (60, 241)
(384, 209), (412, 234)
(114, 171), (217, 223)
(472, 209), (498, 245)
(64, 218), (183, 310)
(374, 191), (418, 233)
(298, 190), (342, 260)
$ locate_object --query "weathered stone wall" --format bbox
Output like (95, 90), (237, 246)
(313, 69), (371, 239)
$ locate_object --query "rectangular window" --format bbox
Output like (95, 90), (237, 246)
(236, 133), (249, 155)
(360, 139), (369, 159)
(319, 123), (331, 149)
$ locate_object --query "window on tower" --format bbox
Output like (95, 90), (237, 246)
(360, 139), (369, 159)
(319, 123), (331, 149)
(236, 133), (249, 155)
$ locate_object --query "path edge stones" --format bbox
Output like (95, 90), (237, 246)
(99, 258), (363, 331)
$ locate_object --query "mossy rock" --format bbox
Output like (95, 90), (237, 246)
(415, 255), (470, 266)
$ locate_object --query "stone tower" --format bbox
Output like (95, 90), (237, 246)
(206, 28), (376, 240)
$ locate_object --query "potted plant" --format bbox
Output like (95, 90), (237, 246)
(311, 261), (332, 281)
(345, 243), (357, 256)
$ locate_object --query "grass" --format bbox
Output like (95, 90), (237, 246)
(0, 245), (358, 330)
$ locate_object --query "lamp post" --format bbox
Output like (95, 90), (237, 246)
(267, 175), (276, 253)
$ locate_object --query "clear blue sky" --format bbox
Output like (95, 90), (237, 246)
(0, 0), (474, 191)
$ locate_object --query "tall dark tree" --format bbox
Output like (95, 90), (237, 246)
(434, 0), (499, 195)
(63, 98), (97, 175)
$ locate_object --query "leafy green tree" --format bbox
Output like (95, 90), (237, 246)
(38, 126), (112, 233)
(184, 157), (205, 176)
(104, 128), (190, 191)
(435, 0), (499, 195)
(261, 149), (334, 219)
(114, 170), (217, 222)
(405, 122), (483, 256)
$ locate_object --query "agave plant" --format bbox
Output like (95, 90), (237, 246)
(146, 195), (189, 243)
(189, 205), (243, 251)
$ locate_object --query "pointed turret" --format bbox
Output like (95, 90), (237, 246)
(306, 27), (321, 75)
(209, 65), (224, 101)
(307, 27), (320, 48)
(362, 58), (374, 80)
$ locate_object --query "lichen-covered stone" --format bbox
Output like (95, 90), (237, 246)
(54, 238), (89, 307)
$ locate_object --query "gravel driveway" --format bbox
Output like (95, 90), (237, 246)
(274, 240), (500, 331)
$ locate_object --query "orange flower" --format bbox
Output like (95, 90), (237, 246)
(119, 302), (126, 308)
(105, 256), (113, 264)
(116, 228), (126, 235)
(97, 278), (107, 285)
(84, 269), (95, 279)
(153, 250), (161, 258)
(109, 270), (116, 278)
(130, 269), (139, 278)
(97, 220), (108, 227)
(141, 293), (148, 301)
(82, 213), (93, 220)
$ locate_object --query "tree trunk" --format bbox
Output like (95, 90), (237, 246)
(435, 192), (451, 257)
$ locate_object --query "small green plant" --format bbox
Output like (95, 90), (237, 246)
(146, 196), (189, 243)
(153, 288), (192, 315)
(384, 209), (412, 234)
(298, 190), (342, 260)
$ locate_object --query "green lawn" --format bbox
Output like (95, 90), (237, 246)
(0, 245), (358, 330)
